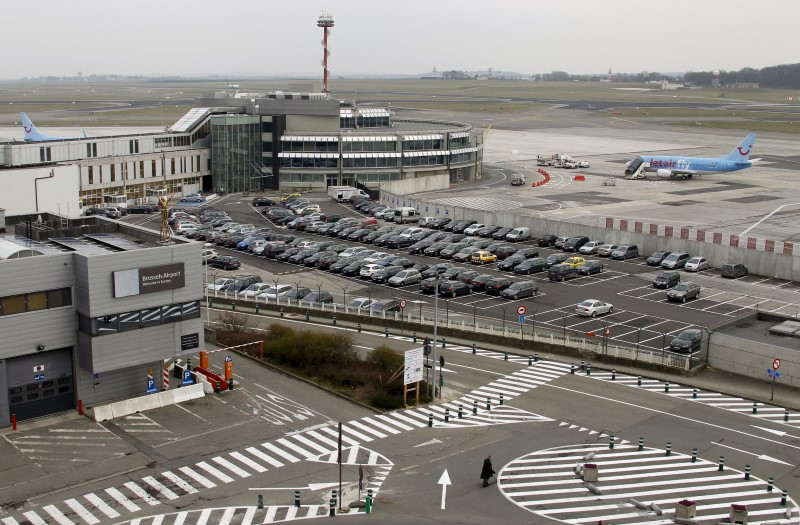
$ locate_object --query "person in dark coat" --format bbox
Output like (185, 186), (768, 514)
(480, 455), (495, 487)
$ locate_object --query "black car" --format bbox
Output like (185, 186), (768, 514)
(419, 277), (439, 293)
(330, 257), (359, 273)
(276, 248), (303, 262)
(370, 299), (401, 313)
(302, 291), (334, 304)
(545, 253), (569, 268)
(252, 197), (277, 207)
(670, 329), (703, 353)
(562, 236), (590, 252)
(468, 274), (493, 292)
(538, 234), (558, 247)
(458, 270), (481, 285)
(285, 287), (312, 300)
(440, 266), (467, 281)
(577, 260), (604, 275)
(127, 204), (155, 214)
(209, 256), (241, 270)
(362, 230), (386, 244)
(451, 220), (478, 234)
(385, 235), (414, 249)
(409, 239), (435, 254)
(371, 265), (405, 284)
(388, 257), (415, 268)
(289, 249), (319, 265)
(484, 277), (514, 295)
(423, 242), (450, 257)
(316, 252), (342, 270)
(491, 227), (513, 240)
(647, 251), (672, 266)
(478, 225), (502, 237)
(421, 263), (454, 278)
(342, 260), (371, 276)
(222, 275), (262, 293)
(495, 245), (520, 260)
(500, 281), (538, 299)
(514, 257), (547, 275)
(439, 280), (471, 297)
(498, 254), (528, 271)
(429, 217), (452, 230)
(653, 271), (681, 288)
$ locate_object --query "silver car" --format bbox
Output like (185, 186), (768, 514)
(596, 244), (618, 257)
(388, 269), (422, 286)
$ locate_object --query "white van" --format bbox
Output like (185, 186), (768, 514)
(394, 207), (421, 224)
(505, 227), (531, 242)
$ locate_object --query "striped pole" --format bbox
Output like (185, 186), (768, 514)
(612, 369), (616, 380)
(609, 433), (615, 449)
(691, 448), (697, 463)
(664, 381), (670, 392)
(162, 367), (170, 390)
(637, 375), (642, 386)
(666, 442), (672, 456)
(744, 465), (750, 480)
(638, 437), (644, 451)
(752, 401), (758, 414)
(718, 456), (725, 471)
(768, 477), (774, 492)
(693, 388), (698, 399)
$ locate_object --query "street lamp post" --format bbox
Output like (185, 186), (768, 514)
(294, 280), (302, 307)
(341, 285), (349, 310)
(430, 272), (443, 399)
(272, 279), (280, 305)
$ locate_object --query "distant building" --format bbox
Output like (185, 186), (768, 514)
(724, 82), (760, 89)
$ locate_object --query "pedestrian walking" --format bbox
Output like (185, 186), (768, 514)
(480, 455), (495, 487)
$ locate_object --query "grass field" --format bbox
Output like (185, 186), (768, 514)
(2, 78), (799, 131)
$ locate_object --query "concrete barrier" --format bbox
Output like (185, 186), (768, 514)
(89, 383), (206, 422)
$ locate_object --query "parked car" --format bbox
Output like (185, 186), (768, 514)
(369, 299), (401, 313)
(578, 241), (604, 255)
(359, 263), (384, 279)
(596, 244), (618, 257)
(500, 281), (538, 299)
(207, 277), (234, 291)
(646, 251), (672, 266)
(610, 245), (639, 260)
(513, 257), (547, 275)
(468, 274), (493, 292)
(575, 299), (614, 317)
(285, 287), (312, 300)
(563, 236), (590, 252)
(563, 256), (586, 268)
(180, 195), (205, 203)
(554, 236), (568, 249)
(464, 223), (486, 236)
(545, 253), (569, 268)
(201, 249), (218, 264)
(684, 256), (709, 272)
(577, 260), (604, 275)
(653, 271), (681, 288)
(258, 285), (294, 300)
(302, 291), (334, 304)
(471, 250), (497, 265)
(548, 263), (578, 282)
(238, 283), (274, 299)
(661, 252), (691, 269)
(252, 197), (277, 207)
(492, 227), (513, 240)
(505, 227), (532, 242)
(721, 263), (748, 279)
(478, 225), (502, 237)
(388, 269), (423, 287)
(127, 204), (156, 214)
(670, 329), (703, 353)
(418, 217), (436, 227)
(439, 280), (472, 297)
(346, 297), (373, 309)
(484, 277), (514, 295)
(371, 265), (405, 284)
(538, 234), (558, 247)
(209, 256), (241, 270)
(667, 282), (701, 302)
(223, 275), (263, 293)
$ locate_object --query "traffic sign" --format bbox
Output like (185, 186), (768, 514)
(772, 358), (781, 370)
(225, 355), (232, 363)
(519, 314), (525, 324)
(517, 305), (527, 315)
(400, 299), (407, 309)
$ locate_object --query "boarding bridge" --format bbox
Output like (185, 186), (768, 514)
(625, 161), (649, 180)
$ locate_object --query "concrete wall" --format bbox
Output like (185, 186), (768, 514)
(0, 164), (82, 218)
(709, 332), (799, 389)
(379, 173), (450, 200)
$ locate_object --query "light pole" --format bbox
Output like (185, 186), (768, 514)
(430, 271), (443, 399)
(294, 280), (302, 306)
(341, 285), (349, 308)
(272, 279), (280, 305)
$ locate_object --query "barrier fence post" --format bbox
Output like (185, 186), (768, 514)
(257, 495), (263, 510)
(294, 490), (300, 507)
(638, 436), (643, 451)
(366, 489), (373, 514)
(458, 404), (463, 418)
(666, 442), (672, 456)
(691, 448), (697, 462)
(11, 414), (16, 431)
(78, 399), (83, 416)
(744, 465), (750, 480)
(718, 456), (725, 471)
(473, 399), (478, 414)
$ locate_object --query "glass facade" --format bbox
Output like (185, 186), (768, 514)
(211, 115), (262, 194)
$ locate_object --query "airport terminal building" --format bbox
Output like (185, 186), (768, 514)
(0, 211), (203, 427)
(0, 91), (483, 216)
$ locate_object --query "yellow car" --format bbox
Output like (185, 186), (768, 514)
(471, 250), (497, 265)
(280, 192), (302, 202)
(564, 256), (586, 268)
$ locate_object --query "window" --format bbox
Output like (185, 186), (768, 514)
(182, 301), (200, 319)
(88, 166), (94, 185)
(139, 161), (145, 178)
(171, 158), (176, 175)
(162, 304), (182, 323)
(141, 307), (162, 327)
(151, 159), (157, 177)
(110, 164), (116, 182)
(129, 139), (139, 154)
(2, 295), (26, 315)
(96, 314), (119, 335)
(26, 292), (47, 312)
(118, 310), (141, 331)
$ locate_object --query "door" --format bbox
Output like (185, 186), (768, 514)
(6, 348), (74, 422)
(326, 174), (339, 187)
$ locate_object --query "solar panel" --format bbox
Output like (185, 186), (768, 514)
(49, 237), (116, 255)
(1, 235), (66, 255)
(85, 233), (146, 251)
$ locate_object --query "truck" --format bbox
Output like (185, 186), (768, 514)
(511, 173), (526, 186)
(327, 186), (370, 202)
(536, 154), (589, 169)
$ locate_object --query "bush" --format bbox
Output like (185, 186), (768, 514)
(217, 311), (257, 333)
(367, 345), (403, 373)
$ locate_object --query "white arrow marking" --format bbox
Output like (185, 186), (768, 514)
(414, 438), (443, 448)
(711, 442), (793, 466)
(438, 469), (451, 510)
(249, 481), (341, 491)
(752, 425), (800, 440)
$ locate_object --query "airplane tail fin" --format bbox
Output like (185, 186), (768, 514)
(20, 112), (46, 141)
(82, 130), (88, 138)
(725, 133), (756, 161)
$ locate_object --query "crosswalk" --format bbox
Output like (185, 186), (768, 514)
(1, 355), (563, 525)
(587, 370), (800, 430)
(498, 439), (798, 525)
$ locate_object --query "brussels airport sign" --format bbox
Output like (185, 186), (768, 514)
(113, 263), (186, 298)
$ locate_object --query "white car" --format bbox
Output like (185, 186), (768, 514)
(575, 299), (614, 318)
(579, 241), (604, 255)
(596, 244), (618, 257)
(304, 221), (327, 233)
(398, 227), (424, 238)
(463, 223), (486, 236)
(684, 256), (709, 272)
(207, 278), (234, 291)
(339, 247), (368, 258)
(346, 297), (373, 309)
(363, 251), (389, 263)
(419, 217), (436, 227)
(201, 249), (218, 264)
(239, 283), (273, 299)
(257, 284), (294, 299)
(359, 263), (383, 279)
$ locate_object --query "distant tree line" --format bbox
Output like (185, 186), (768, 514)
(684, 63), (800, 89)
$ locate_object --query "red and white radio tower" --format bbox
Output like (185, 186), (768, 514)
(317, 12), (334, 94)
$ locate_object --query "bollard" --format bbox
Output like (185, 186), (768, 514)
(486, 397), (491, 411)
(280, 308), (284, 317)
(666, 442), (672, 456)
(458, 404), (463, 418)
(768, 477), (774, 492)
(232, 302), (236, 311)
(442, 337), (446, 348)
(691, 448), (697, 463)
(366, 489), (373, 514)
(528, 355), (532, 366)
(612, 369), (616, 381)
(472, 343), (476, 354)
(609, 433), (615, 449)
(500, 393), (504, 406)
(445, 408), (450, 423)
(665, 381), (670, 393)
(332, 315), (336, 326)
(535, 352), (539, 362)
(11, 414), (16, 431)
(781, 490), (788, 506)
(570, 363), (575, 374)
(357, 323), (361, 333)
(785, 409), (789, 422)
(637, 375), (642, 386)
(580, 360), (585, 370)
(638, 437), (644, 451)
(473, 399), (478, 414)
(693, 387), (697, 399)
(209, 298), (213, 309)
(718, 456), (725, 471)
(258, 494), (263, 510)
(752, 401), (758, 414)
(255, 304), (259, 314)
(332, 490), (337, 508)
(228, 378), (234, 391)
(586, 364), (591, 376)
(744, 465), (751, 480)
(305, 310), (310, 321)
(329, 498), (335, 517)
(78, 399), (84, 416)
(294, 490), (300, 507)
(428, 413), (433, 427)
(385, 328), (389, 338)
(504, 352), (508, 361)
(413, 332), (417, 343)
(215, 382), (221, 395)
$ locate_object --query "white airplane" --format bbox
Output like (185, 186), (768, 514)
(20, 112), (87, 142)
(224, 83), (240, 89)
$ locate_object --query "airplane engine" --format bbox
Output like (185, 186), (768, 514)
(656, 169), (673, 178)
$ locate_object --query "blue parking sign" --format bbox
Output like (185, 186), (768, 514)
(146, 379), (157, 394)
(182, 369), (193, 385)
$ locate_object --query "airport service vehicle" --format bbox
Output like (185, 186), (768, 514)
(537, 153), (589, 168)
(575, 299), (614, 317)
(328, 186), (370, 202)
(511, 173), (526, 186)
(625, 134), (758, 180)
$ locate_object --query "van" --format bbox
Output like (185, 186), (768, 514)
(548, 263), (578, 282)
(505, 227), (531, 242)
(610, 245), (639, 260)
(394, 207), (421, 224)
(721, 263), (748, 279)
(661, 252), (690, 269)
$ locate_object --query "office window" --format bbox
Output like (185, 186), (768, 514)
(96, 315), (119, 335)
(171, 158), (176, 175)
(110, 164), (116, 182)
(162, 304), (182, 323)
(118, 310), (141, 332)
(88, 166), (94, 185)
(2, 295), (26, 315)
(182, 301), (200, 319)
(26, 292), (47, 312)
(139, 161), (145, 178)
(141, 307), (162, 327)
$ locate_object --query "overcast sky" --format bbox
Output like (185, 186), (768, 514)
(4, 0), (797, 78)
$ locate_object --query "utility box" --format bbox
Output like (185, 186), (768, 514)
(730, 504), (748, 524)
(583, 463), (598, 482)
(675, 500), (696, 519)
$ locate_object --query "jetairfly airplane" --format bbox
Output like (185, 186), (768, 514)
(20, 112), (88, 142)
(624, 133), (759, 180)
